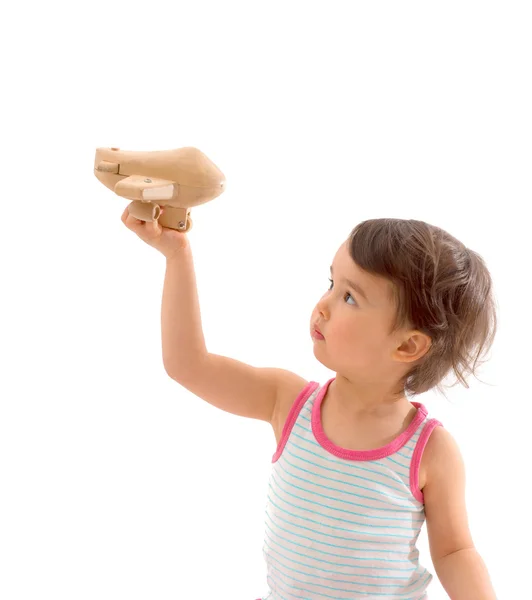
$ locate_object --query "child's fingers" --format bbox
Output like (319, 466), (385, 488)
(121, 206), (144, 229)
(145, 218), (161, 238)
(121, 206), (163, 225)
(121, 206), (165, 244)
(120, 206), (130, 224)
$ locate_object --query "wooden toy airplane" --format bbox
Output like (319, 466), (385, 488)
(94, 146), (226, 232)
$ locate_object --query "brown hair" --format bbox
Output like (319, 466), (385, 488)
(347, 218), (498, 400)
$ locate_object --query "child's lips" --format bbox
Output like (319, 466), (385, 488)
(312, 327), (325, 340)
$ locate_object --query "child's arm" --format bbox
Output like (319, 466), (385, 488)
(161, 241), (307, 425)
(421, 427), (497, 599)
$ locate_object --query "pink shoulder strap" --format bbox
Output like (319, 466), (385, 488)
(410, 418), (443, 503)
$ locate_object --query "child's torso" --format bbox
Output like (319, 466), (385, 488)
(261, 377), (438, 600)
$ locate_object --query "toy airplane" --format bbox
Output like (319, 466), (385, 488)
(94, 146), (226, 232)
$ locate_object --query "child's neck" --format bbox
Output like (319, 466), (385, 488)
(327, 375), (412, 418)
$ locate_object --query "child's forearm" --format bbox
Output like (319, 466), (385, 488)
(161, 241), (208, 376)
(434, 547), (497, 599)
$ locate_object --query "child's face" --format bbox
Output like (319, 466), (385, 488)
(310, 241), (409, 381)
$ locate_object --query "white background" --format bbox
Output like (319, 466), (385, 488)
(1, 1), (531, 598)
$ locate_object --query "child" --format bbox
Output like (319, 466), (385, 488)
(122, 208), (498, 599)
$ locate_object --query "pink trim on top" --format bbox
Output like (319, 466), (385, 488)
(311, 377), (429, 461)
(410, 418), (444, 503)
(272, 381), (319, 463)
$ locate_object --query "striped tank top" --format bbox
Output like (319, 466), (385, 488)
(257, 377), (443, 600)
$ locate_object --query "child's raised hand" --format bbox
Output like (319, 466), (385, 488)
(121, 206), (189, 260)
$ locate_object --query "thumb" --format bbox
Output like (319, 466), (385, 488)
(145, 217), (162, 238)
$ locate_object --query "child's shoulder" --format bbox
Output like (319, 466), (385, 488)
(419, 424), (462, 490)
(272, 374), (311, 444)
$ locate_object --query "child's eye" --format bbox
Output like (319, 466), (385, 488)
(327, 278), (357, 306)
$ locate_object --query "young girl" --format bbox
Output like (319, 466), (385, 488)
(122, 208), (498, 599)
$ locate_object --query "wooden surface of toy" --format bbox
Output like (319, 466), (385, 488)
(94, 146), (226, 232)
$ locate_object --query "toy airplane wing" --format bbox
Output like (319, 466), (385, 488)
(114, 174), (177, 201)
